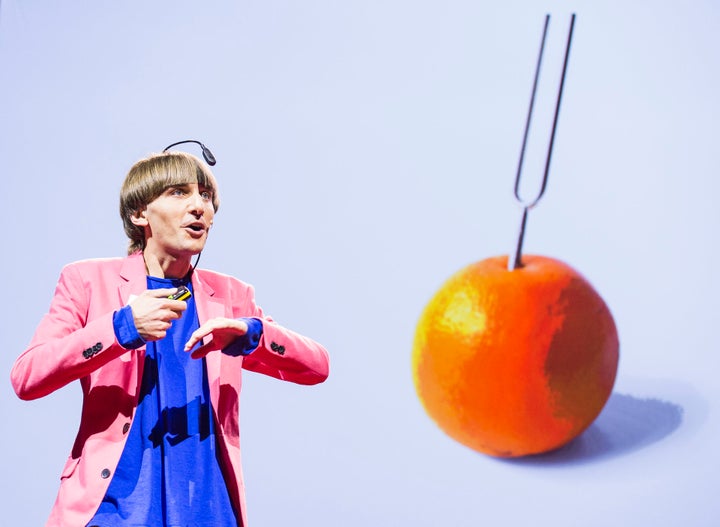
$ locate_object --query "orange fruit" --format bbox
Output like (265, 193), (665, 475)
(412, 255), (619, 457)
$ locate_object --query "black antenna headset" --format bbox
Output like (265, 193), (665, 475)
(163, 140), (217, 166)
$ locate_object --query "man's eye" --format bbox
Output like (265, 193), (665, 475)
(201, 191), (213, 200)
(170, 188), (185, 196)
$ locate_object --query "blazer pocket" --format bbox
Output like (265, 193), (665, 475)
(60, 456), (80, 480)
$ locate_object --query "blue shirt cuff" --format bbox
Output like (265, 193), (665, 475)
(113, 305), (145, 350)
(223, 318), (263, 357)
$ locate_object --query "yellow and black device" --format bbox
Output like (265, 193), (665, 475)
(169, 285), (192, 302)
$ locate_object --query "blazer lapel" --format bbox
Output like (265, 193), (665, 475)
(118, 252), (151, 306)
(191, 271), (227, 389)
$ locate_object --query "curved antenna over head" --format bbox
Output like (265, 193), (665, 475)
(163, 140), (217, 166)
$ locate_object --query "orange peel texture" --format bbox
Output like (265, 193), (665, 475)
(412, 255), (619, 457)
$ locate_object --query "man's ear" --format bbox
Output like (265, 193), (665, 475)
(130, 208), (148, 227)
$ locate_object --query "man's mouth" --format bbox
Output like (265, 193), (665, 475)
(183, 222), (207, 234)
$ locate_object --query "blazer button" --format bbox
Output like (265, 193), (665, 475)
(122, 423), (131, 434)
(101, 468), (111, 479)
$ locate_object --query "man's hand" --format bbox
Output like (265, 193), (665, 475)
(130, 288), (188, 342)
(184, 317), (249, 359)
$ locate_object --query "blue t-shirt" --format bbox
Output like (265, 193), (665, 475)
(88, 277), (262, 527)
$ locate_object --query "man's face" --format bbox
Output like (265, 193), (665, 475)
(133, 182), (216, 260)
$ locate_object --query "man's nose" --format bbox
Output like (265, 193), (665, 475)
(188, 191), (205, 213)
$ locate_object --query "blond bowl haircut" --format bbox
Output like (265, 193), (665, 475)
(120, 151), (220, 255)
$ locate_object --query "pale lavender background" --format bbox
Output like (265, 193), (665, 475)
(1, 1), (718, 525)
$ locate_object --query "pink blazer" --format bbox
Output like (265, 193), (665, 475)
(10, 252), (329, 527)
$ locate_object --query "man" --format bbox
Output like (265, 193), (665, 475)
(11, 149), (329, 527)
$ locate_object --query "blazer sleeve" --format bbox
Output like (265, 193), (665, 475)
(234, 283), (329, 386)
(10, 263), (130, 400)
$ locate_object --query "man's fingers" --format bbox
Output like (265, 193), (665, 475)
(167, 301), (187, 315)
(184, 318), (248, 356)
(185, 325), (212, 352)
(184, 318), (226, 352)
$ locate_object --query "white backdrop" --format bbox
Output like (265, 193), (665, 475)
(1, 1), (718, 525)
